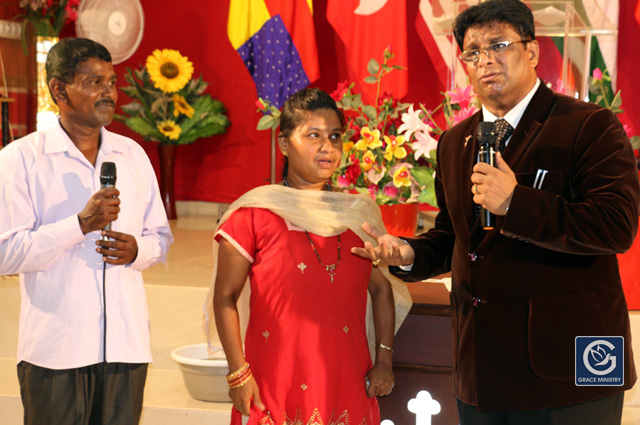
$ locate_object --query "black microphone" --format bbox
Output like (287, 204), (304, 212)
(99, 162), (117, 240)
(477, 122), (497, 230)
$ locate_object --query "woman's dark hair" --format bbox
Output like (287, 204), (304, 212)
(453, 0), (535, 50)
(279, 88), (346, 179)
(46, 37), (112, 103)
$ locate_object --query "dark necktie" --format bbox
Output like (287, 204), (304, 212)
(494, 118), (514, 152)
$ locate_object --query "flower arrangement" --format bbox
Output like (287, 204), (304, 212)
(115, 49), (230, 145)
(588, 68), (640, 151)
(16, 0), (79, 54)
(257, 48), (478, 206)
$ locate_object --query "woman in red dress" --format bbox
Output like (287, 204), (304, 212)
(213, 89), (398, 425)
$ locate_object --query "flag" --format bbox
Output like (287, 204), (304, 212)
(326, 0), (408, 104)
(416, 0), (468, 91)
(228, 0), (320, 108)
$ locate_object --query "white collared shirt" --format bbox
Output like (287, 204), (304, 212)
(482, 78), (541, 147)
(0, 120), (173, 369)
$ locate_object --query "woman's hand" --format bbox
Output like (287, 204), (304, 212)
(366, 362), (394, 398)
(229, 376), (265, 415)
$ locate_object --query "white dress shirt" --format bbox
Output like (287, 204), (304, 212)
(0, 120), (173, 369)
(481, 78), (541, 146)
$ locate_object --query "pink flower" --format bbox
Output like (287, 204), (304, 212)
(623, 124), (633, 138)
(382, 183), (399, 198)
(592, 68), (603, 81)
(446, 85), (475, 110)
(366, 184), (379, 198)
(337, 175), (351, 188)
(452, 106), (479, 126)
(398, 104), (431, 141)
(366, 165), (386, 185)
(412, 130), (438, 160)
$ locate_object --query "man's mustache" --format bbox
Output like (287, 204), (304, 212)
(95, 100), (115, 108)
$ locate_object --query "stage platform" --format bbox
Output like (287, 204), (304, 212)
(1, 209), (640, 424)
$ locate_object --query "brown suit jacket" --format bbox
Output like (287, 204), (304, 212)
(400, 82), (640, 410)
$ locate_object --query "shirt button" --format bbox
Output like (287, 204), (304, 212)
(469, 252), (478, 262)
(472, 297), (482, 307)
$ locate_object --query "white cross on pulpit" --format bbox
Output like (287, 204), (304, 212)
(381, 390), (442, 425)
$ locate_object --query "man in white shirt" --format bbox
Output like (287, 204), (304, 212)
(0, 37), (173, 424)
(353, 0), (639, 423)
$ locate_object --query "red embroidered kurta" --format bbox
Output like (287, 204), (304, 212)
(216, 208), (379, 425)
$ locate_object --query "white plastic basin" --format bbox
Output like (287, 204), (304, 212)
(170, 343), (231, 402)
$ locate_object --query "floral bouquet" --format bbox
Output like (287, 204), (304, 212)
(257, 48), (478, 207)
(16, 0), (80, 54)
(588, 68), (640, 151)
(115, 49), (230, 145)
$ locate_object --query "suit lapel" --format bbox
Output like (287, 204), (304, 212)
(501, 82), (554, 168)
(467, 82), (554, 244)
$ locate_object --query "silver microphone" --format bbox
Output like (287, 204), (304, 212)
(99, 162), (117, 241)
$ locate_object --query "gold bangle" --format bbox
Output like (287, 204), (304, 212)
(226, 362), (249, 380)
(229, 372), (253, 389)
(377, 343), (394, 353)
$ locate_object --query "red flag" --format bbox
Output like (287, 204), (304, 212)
(415, 0), (467, 91)
(326, 0), (408, 104)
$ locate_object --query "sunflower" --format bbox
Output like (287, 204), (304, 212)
(172, 94), (195, 118)
(146, 49), (194, 93)
(157, 120), (182, 140)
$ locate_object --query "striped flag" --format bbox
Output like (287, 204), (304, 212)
(228, 0), (320, 108)
(416, 0), (468, 92)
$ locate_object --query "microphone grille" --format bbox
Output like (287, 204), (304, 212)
(477, 121), (497, 146)
(100, 162), (117, 185)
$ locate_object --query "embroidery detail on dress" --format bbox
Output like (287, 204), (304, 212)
(343, 326), (349, 334)
(281, 408), (367, 425)
(258, 411), (276, 425)
(301, 383), (308, 391)
(263, 330), (270, 340)
(298, 263), (307, 274)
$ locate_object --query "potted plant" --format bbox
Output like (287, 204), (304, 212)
(115, 48), (231, 219)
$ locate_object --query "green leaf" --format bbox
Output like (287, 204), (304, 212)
(121, 101), (145, 117)
(124, 116), (158, 138)
(630, 136), (640, 150)
(257, 114), (278, 130)
(418, 189), (437, 207)
(362, 105), (378, 120)
(610, 91), (623, 110)
(367, 58), (380, 76)
(410, 167), (434, 186)
(364, 75), (378, 85)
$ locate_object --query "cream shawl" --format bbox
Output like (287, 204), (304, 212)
(203, 185), (413, 360)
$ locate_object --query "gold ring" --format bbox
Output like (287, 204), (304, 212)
(372, 259), (381, 266)
(472, 184), (478, 195)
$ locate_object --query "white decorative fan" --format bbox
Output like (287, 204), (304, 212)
(75, 0), (145, 64)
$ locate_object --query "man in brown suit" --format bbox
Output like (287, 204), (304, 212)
(353, 0), (640, 423)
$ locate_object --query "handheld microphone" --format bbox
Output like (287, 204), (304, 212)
(99, 162), (117, 240)
(477, 122), (497, 230)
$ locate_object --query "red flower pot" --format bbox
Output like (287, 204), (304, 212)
(379, 203), (419, 237)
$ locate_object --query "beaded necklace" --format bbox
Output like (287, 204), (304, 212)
(283, 176), (340, 283)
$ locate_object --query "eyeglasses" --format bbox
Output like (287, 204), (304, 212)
(459, 40), (530, 63)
